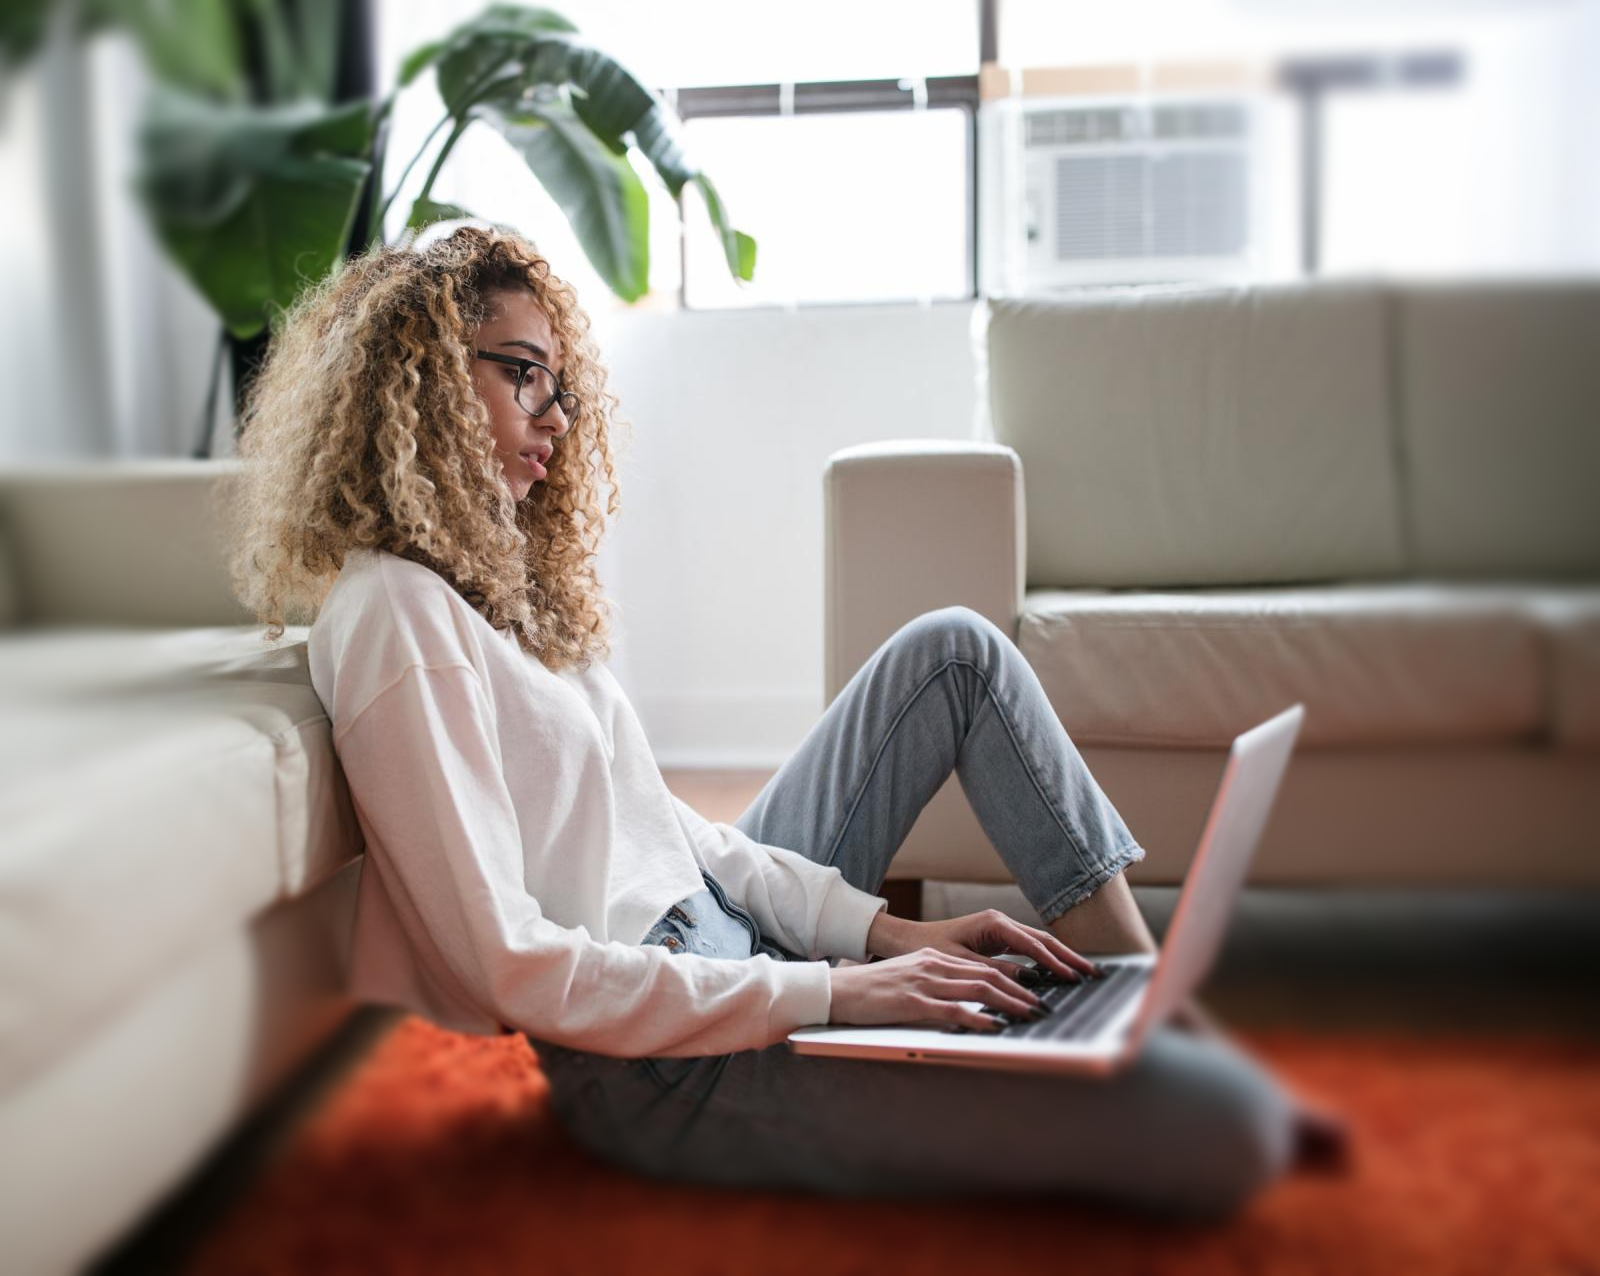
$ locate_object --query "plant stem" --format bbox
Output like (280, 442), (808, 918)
(416, 115), (472, 208)
(371, 60), (508, 246)
(374, 109), (455, 238)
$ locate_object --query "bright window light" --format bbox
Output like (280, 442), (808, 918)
(681, 108), (971, 308)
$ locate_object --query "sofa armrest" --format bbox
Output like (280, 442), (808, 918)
(823, 440), (1025, 703)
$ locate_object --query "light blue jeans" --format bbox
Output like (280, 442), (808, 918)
(524, 606), (1295, 1217)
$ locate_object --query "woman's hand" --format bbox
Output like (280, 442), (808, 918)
(829, 946), (1046, 1031)
(865, 909), (1101, 984)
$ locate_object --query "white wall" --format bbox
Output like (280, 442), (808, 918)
(598, 298), (983, 767)
(0, 21), (230, 461)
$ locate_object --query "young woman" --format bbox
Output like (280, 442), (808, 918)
(226, 225), (1321, 1217)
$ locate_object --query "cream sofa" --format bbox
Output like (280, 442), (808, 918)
(826, 279), (1600, 900)
(0, 461), (364, 1276)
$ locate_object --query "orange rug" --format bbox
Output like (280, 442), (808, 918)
(181, 1017), (1600, 1276)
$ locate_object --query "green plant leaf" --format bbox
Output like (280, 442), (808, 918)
(0, 0), (53, 71)
(427, 21), (757, 290)
(117, 0), (246, 101)
(627, 101), (695, 195)
(293, 96), (376, 152)
(478, 98), (649, 301)
(134, 86), (375, 338)
(436, 24), (755, 287)
(397, 38), (448, 88)
(691, 172), (757, 282)
(2, 0), (245, 98)
(426, 5), (581, 112)
(238, 0), (308, 101)
(290, 0), (346, 104)
(629, 94), (756, 282)
(405, 196), (479, 232)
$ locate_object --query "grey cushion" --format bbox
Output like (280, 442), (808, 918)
(1396, 281), (1600, 577)
(0, 520), (18, 629)
(985, 281), (1408, 589)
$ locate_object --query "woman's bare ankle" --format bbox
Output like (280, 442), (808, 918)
(1044, 870), (1158, 957)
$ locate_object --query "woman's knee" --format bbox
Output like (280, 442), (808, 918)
(1191, 1081), (1293, 1217)
(1130, 1030), (1296, 1219)
(893, 605), (1003, 663)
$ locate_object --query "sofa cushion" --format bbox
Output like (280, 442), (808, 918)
(0, 624), (304, 697)
(1017, 584), (1544, 749)
(1528, 590), (1600, 748)
(1396, 281), (1600, 577)
(984, 281), (1407, 588)
(0, 459), (254, 627)
(0, 626), (360, 1096)
(0, 519), (18, 629)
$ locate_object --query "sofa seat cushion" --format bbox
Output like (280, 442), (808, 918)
(0, 625), (311, 699)
(0, 626), (359, 1096)
(1017, 584), (1547, 749)
(0, 624), (357, 894)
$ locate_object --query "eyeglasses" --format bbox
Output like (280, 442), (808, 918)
(474, 350), (579, 420)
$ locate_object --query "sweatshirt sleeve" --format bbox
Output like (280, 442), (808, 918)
(332, 661), (835, 1058)
(667, 794), (889, 964)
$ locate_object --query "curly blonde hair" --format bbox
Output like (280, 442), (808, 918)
(219, 225), (629, 672)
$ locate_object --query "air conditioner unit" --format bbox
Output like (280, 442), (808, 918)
(979, 92), (1273, 294)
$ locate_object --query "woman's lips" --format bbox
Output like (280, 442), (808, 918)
(521, 453), (547, 478)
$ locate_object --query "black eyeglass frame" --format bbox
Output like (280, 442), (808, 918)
(474, 349), (579, 419)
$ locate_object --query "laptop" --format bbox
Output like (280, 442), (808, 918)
(787, 704), (1304, 1077)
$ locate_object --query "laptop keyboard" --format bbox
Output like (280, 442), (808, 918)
(947, 962), (1151, 1041)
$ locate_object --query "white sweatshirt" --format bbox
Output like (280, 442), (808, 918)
(306, 547), (889, 1058)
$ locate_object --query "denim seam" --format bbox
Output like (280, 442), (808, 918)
(822, 654), (1111, 906)
(702, 869), (761, 952)
(1036, 840), (1147, 924)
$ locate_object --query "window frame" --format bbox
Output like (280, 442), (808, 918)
(658, 74), (983, 310)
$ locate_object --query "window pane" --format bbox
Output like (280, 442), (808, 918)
(682, 109), (971, 307)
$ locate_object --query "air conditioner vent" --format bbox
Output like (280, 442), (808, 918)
(1151, 102), (1247, 140)
(981, 93), (1265, 292)
(1025, 107), (1132, 148)
(1054, 151), (1247, 260)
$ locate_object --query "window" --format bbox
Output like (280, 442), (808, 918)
(380, 0), (983, 310)
(673, 78), (979, 309)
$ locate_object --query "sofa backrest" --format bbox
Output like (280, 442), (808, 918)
(984, 280), (1408, 589)
(0, 459), (254, 627)
(1394, 280), (1600, 579)
(0, 520), (18, 630)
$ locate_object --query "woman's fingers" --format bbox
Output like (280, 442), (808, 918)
(980, 955), (1033, 982)
(904, 952), (1047, 1029)
(910, 994), (1004, 1032)
(931, 955), (1043, 1014)
(1004, 921), (1099, 979)
(950, 976), (1040, 1017)
(957, 909), (1098, 978)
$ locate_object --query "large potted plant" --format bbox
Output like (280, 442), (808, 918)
(2, 0), (755, 451)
